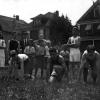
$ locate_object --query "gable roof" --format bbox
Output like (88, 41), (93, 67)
(77, 0), (100, 24)
(30, 11), (60, 28)
(31, 11), (59, 21)
(31, 14), (44, 20)
(0, 15), (28, 32)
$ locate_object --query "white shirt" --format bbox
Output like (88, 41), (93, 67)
(83, 50), (99, 56)
(0, 39), (6, 48)
(24, 46), (35, 54)
(18, 54), (28, 61)
(70, 36), (80, 44)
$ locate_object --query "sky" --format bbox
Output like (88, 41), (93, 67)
(0, 0), (97, 25)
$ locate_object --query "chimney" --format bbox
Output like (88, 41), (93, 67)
(16, 15), (19, 20)
(55, 11), (59, 17)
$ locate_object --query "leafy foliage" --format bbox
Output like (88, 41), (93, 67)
(49, 14), (73, 45)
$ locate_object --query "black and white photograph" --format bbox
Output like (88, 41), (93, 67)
(0, 0), (100, 100)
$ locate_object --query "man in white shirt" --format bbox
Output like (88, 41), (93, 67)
(67, 26), (81, 80)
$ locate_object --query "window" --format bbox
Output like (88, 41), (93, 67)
(85, 24), (91, 31)
(92, 23), (100, 36)
(80, 24), (93, 37)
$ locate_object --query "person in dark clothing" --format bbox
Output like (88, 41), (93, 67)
(19, 40), (25, 53)
(8, 34), (19, 56)
(60, 50), (69, 79)
(47, 48), (66, 83)
(79, 45), (100, 84)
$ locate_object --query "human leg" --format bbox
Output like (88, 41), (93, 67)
(91, 67), (97, 84)
(83, 67), (88, 83)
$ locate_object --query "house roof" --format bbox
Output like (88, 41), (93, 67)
(77, 0), (100, 24)
(30, 11), (59, 28)
(31, 14), (44, 20)
(0, 15), (29, 32)
(45, 12), (55, 19)
(31, 11), (59, 20)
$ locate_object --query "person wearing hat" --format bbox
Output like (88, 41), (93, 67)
(67, 26), (81, 80)
(0, 32), (6, 67)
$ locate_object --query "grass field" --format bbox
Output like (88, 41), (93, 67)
(0, 68), (100, 100)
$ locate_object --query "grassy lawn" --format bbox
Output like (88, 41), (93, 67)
(0, 68), (99, 100)
(0, 76), (99, 100)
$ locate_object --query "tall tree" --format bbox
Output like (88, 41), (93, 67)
(49, 14), (72, 45)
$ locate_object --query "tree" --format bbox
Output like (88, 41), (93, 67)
(49, 14), (72, 44)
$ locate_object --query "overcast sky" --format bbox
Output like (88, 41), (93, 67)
(0, 0), (97, 25)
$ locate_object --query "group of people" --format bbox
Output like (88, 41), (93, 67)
(7, 31), (48, 80)
(5, 30), (67, 82)
(0, 27), (100, 85)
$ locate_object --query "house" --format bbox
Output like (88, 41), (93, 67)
(77, 0), (100, 52)
(30, 11), (72, 45)
(30, 11), (60, 41)
(0, 15), (31, 41)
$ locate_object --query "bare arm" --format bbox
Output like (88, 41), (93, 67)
(80, 52), (87, 69)
(59, 56), (66, 69)
(67, 37), (81, 48)
(78, 52), (86, 80)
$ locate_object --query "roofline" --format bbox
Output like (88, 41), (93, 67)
(30, 11), (58, 20)
(77, 0), (98, 24)
(30, 14), (44, 20)
(77, 19), (100, 25)
(81, 36), (100, 41)
(0, 15), (27, 24)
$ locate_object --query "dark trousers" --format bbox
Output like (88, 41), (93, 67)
(24, 59), (30, 75)
(34, 55), (45, 78)
(28, 55), (35, 76)
(83, 66), (97, 83)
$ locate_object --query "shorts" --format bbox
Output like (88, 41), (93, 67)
(69, 48), (80, 62)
